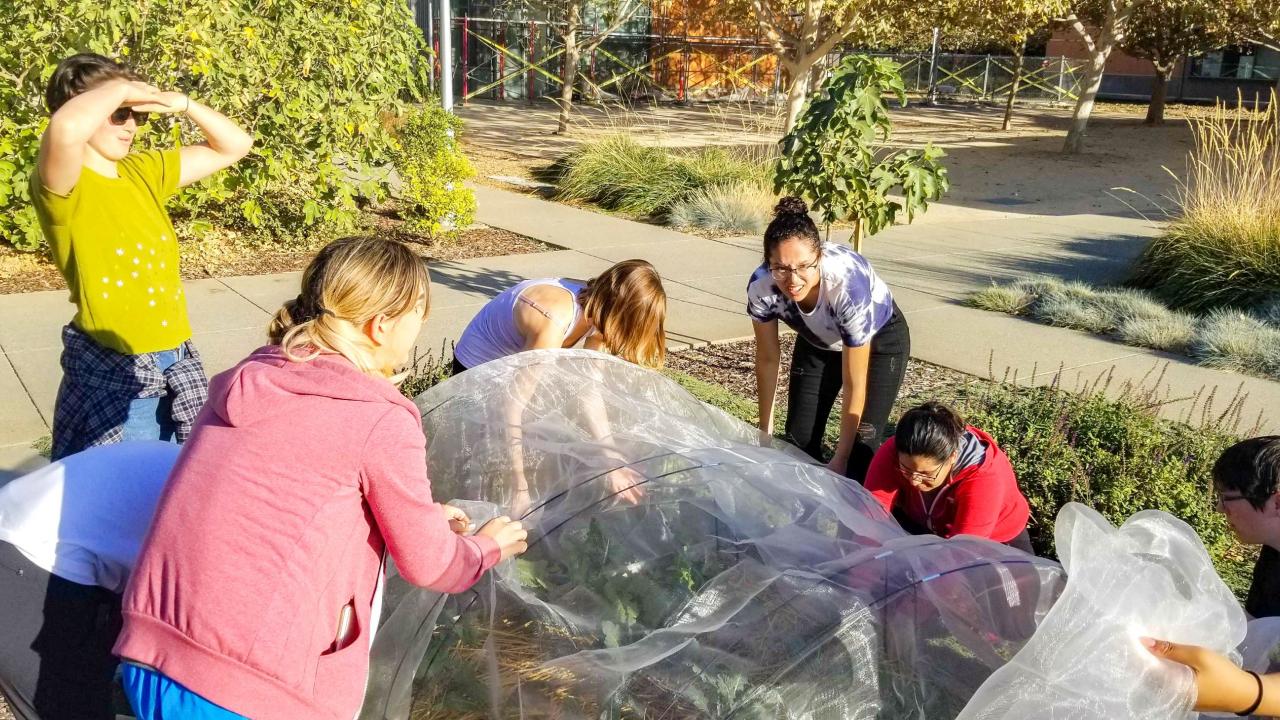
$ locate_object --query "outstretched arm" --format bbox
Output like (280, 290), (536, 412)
(1144, 637), (1280, 716)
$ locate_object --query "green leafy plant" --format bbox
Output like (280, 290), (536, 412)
(393, 104), (476, 240)
(0, 0), (430, 250)
(773, 55), (949, 252)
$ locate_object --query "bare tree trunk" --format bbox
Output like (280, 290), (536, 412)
(1002, 43), (1025, 131)
(556, 0), (582, 134)
(1063, 47), (1109, 154)
(852, 218), (863, 253)
(783, 63), (812, 133)
(1145, 60), (1173, 125)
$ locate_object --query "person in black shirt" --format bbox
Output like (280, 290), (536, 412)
(1213, 436), (1280, 619)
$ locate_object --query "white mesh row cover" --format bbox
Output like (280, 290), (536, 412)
(354, 351), (1265, 720)
(957, 503), (1258, 720)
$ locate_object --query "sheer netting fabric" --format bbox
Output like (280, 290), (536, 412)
(356, 351), (1268, 720)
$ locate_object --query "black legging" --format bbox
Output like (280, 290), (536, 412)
(0, 541), (123, 720)
(783, 302), (911, 483)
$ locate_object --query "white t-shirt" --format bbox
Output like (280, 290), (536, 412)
(746, 242), (895, 350)
(0, 441), (179, 593)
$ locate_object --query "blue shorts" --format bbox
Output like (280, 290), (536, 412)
(121, 663), (247, 720)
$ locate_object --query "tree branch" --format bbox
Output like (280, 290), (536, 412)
(751, 0), (795, 55)
(581, 0), (644, 52)
(1064, 11), (1097, 55)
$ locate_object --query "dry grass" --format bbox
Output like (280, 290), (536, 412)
(1132, 90), (1280, 311)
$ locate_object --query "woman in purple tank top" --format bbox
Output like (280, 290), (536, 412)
(451, 260), (668, 515)
(453, 259), (667, 373)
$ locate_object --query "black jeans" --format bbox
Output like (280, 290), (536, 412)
(783, 303), (911, 482)
(0, 541), (123, 720)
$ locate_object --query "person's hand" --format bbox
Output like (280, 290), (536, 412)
(1142, 637), (1260, 713)
(605, 466), (646, 504)
(130, 89), (190, 114)
(826, 454), (848, 477)
(118, 80), (167, 108)
(442, 504), (472, 535)
(476, 516), (529, 561)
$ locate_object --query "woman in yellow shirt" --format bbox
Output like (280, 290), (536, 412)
(32, 53), (253, 459)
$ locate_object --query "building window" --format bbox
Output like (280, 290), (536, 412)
(1189, 46), (1276, 81)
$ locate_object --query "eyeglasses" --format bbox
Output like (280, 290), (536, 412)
(768, 257), (820, 281)
(109, 107), (150, 127)
(1214, 489), (1251, 507)
(898, 461), (947, 484)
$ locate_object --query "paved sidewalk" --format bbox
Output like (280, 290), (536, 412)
(3, 186), (1278, 473)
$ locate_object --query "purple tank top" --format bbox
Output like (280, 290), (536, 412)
(453, 278), (585, 368)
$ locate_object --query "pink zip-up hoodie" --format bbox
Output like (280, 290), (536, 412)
(114, 346), (499, 720)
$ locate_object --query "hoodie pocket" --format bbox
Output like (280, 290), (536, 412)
(324, 598), (359, 655)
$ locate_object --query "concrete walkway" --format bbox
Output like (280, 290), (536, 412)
(3, 185), (1278, 473)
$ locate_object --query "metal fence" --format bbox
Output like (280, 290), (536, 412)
(420, 15), (1095, 106)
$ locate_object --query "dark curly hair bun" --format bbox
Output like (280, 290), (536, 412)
(774, 196), (809, 217)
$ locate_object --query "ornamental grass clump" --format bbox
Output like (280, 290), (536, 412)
(1117, 313), (1198, 353)
(668, 182), (775, 234)
(1130, 91), (1280, 311)
(556, 135), (767, 219)
(1191, 310), (1280, 377)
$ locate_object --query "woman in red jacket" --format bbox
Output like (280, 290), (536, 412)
(864, 401), (1033, 552)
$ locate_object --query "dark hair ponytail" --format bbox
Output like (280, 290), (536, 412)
(762, 196), (820, 264)
(894, 401), (967, 462)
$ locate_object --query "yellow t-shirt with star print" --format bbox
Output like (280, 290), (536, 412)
(31, 148), (192, 355)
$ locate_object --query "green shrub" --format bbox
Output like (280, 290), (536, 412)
(680, 356), (1257, 599)
(1093, 288), (1171, 323)
(393, 105), (476, 239)
(668, 181), (774, 234)
(1192, 310), (1280, 377)
(1129, 92), (1280, 311)
(556, 135), (766, 218)
(0, 0), (429, 250)
(952, 377), (1255, 597)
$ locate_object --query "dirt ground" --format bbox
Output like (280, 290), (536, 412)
(459, 98), (1198, 221)
(667, 334), (974, 415)
(0, 222), (553, 295)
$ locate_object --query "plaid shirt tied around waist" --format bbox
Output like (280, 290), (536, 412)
(52, 324), (209, 460)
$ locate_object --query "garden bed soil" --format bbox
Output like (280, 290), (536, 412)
(0, 220), (553, 295)
(666, 335), (975, 415)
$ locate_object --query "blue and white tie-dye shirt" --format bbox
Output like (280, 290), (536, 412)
(746, 242), (895, 350)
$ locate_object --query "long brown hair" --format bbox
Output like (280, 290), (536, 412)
(579, 259), (667, 368)
(268, 237), (430, 376)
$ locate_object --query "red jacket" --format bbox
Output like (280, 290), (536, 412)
(864, 426), (1030, 543)
(115, 347), (500, 720)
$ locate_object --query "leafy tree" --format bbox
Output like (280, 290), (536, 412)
(0, 0), (429, 250)
(748, 0), (904, 134)
(1118, 0), (1254, 125)
(772, 55), (948, 252)
(553, 0), (643, 133)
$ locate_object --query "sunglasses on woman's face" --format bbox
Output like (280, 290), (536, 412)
(109, 107), (150, 127)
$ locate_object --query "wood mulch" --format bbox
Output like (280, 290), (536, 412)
(667, 335), (976, 414)
(0, 215), (554, 296)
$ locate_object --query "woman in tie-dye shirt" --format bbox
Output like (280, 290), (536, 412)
(746, 197), (911, 482)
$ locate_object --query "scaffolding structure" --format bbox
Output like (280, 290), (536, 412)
(412, 1), (1087, 106)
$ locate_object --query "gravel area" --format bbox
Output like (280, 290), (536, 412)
(666, 335), (976, 418)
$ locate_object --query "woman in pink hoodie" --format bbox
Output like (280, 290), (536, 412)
(114, 237), (528, 720)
